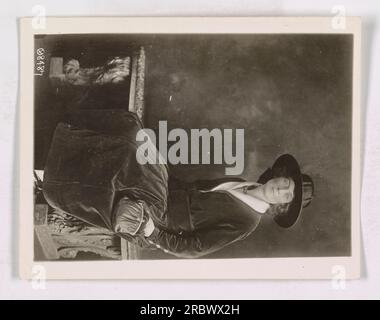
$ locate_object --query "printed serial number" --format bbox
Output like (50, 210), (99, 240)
(184, 304), (240, 315)
(35, 48), (45, 76)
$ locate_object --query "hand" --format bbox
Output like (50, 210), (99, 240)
(143, 217), (155, 237)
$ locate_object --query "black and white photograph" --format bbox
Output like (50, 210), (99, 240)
(18, 17), (361, 279)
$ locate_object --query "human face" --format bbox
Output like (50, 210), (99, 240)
(262, 177), (295, 204)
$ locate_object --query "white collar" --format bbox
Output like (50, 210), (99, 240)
(211, 181), (270, 214)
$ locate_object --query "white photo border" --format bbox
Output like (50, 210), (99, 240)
(19, 17), (361, 279)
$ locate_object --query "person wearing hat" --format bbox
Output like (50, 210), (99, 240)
(42, 107), (314, 259)
(134, 153), (314, 258)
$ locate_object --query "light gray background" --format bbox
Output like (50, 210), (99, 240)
(0, 0), (379, 299)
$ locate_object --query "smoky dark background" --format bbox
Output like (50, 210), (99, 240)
(34, 33), (352, 259)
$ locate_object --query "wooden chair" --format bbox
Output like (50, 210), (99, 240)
(34, 48), (146, 260)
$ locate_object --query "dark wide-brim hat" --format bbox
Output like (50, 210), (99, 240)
(258, 154), (314, 228)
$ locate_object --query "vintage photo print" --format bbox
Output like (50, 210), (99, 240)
(19, 17), (361, 279)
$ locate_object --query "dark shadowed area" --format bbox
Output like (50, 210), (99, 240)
(35, 34), (352, 259)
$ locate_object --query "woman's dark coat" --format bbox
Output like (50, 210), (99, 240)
(43, 109), (262, 258)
